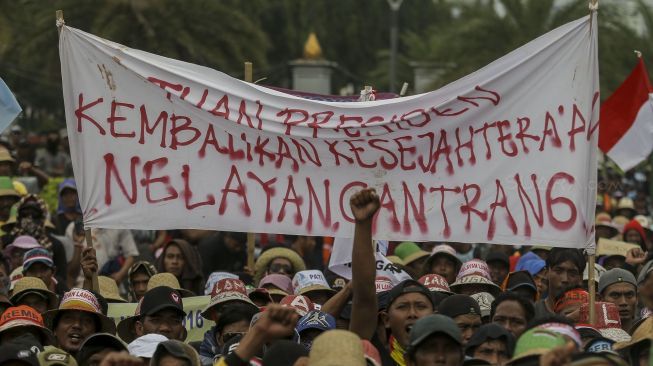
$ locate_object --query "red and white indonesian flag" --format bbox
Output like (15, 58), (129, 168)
(599, 58), (653, 171)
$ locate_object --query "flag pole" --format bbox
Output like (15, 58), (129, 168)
(588, 253), (596, 325)
(56, 9), (98, 293)
(244, 61), (256, 273)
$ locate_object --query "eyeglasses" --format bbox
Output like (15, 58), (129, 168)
(269, 263), (293, 274)
(223, 332), (247, 343)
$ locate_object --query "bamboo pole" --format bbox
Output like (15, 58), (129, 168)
(588, 253), (596, 325)
(244, 61), (256, 272)
(57, 9), (99, 293)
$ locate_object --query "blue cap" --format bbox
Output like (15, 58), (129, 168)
(295, 310), (336, 334)
(515, 252), (546, 275)
(22, 248), (54, 272)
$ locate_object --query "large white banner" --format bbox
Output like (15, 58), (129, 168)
(59, 14), (599, 248)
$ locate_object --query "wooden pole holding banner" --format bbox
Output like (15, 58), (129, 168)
(244, 62), (256, 273)
(57, 9), (99, 293)
(588, 253), (596, 325)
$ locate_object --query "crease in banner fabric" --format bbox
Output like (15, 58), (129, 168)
(59, 13), (599, 248)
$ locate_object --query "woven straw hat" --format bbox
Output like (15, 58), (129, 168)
(147, 273), (194, 297)
(254, 247), (306, 283)
(0, 149), (15, 163)
(614, 317), (653, 351)
(98, 276), (127, 303)
(307, 330), (366, 366)
(9, 276), (59, 309)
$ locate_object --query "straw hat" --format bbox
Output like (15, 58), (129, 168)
(98, 276), (127, 303)
(0, 149), (15, 164)
(43, 288), (116, 334)
(614, 317), (653, 351)
(254, 247), (306, 283)
(0, 176), (19, 199)
(616, 197), (637, 217)
(9, 277), (58, 310)
(595, 213), (619, 238)
(147, 273), (194, 297)
(307, 330), (366, 366)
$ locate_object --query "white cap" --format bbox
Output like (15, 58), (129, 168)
(128, 334), (168, 358)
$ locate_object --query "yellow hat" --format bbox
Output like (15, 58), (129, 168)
(0, 150), (15, 163)
(10, 276), (58, 310)
(147, 273), (194, 297)
(308, 330), (366, 366)
(254, 247), (306, 283)
(98, 276), (127, 303)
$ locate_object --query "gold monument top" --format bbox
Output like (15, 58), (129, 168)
(303, 32), (323, 60)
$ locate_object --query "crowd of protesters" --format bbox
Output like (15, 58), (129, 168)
(0, 126), (652, 366)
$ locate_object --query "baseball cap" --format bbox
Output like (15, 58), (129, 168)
(598, 268), (636, 294)
(465, 323), (514, 357)
(504, 271), (537, 293)
(117, 286), (186, 343)
(507, 329), (567, 364)
(438, 294), (481, 319)
(515, 252), (546, 276)
(0, 305), (55, 345)
(259, 274), (294, 295)
(152, 340), (200, 366)
(128, 333), (168, 358)
(22, 247), (54, 272)
(387, 280), (434, 309)
(585, 337), (616, 354)
(38, 346), (78, 366)
(408, 314), (463, 351)
(486, 252), (510, 268)
(418, 274), (453, 294)
(292, 270), (335, 296)
(470, 292), (494, 318)
(200, 278), (258, 321)
(394, 242), (429, 266)
(0, 335), (40, 366)
(77, 333), (127, 364)
(3, 235), (40, 257)
(295, 310), (336, 334)
(280, 295), (315, 317)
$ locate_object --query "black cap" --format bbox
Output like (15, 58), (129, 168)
(505, 271), (537, 292)
(0, 334), (40, 366)
(465, 324), (515, 357)
(486, 252), (510, 267)
(77, 333), (127, 365)
(222, 334), (243, 356)
(141, 286), (186, 316)
(387, 280), (434, 309)
(438, 294), (481, 319)
(262, 340), (309, 366)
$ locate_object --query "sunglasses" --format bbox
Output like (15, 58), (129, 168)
(223, 332), (247, 343)
(268, 263), (293, 274)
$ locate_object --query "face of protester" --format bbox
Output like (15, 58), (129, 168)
(557, 302), (581, 322)
(136, 309), (185, 341)
(453, 314), (481, 345)
(603, 256), (626, 271)
(17, 293), (49, 314)
(533, 269), (548, 296)
(61, 188), (78, 209)
(25, 262), (55, 288)
(625, 230), (644, 246)
(430, 256), (456, 284)
(0, 162), (13, 176)
(0, 195), (17, 221)
(163, 244), (185, 278)
(130, 271), (150, 301)
(472, 339), (509, 366)
(407, 257), (427, 278)
(456, 284), (490, 296)
(406, 334), (463, 366)
(488, 262), (509, 285)
(55, 311), (99, 353)
(267, 257), (294, 277)
(601, 282), (637, 324)
(305, 290), (332, 305)
(9, 248), (27, 270)
(492, 300), (528, 338)
(1, 326), (45, 345)
(216, 319), (249, 348)
(383, 292), (434, 347)
(547, 260), (581, 299)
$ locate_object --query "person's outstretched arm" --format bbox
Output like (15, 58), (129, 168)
(349, 188), (379, 340)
